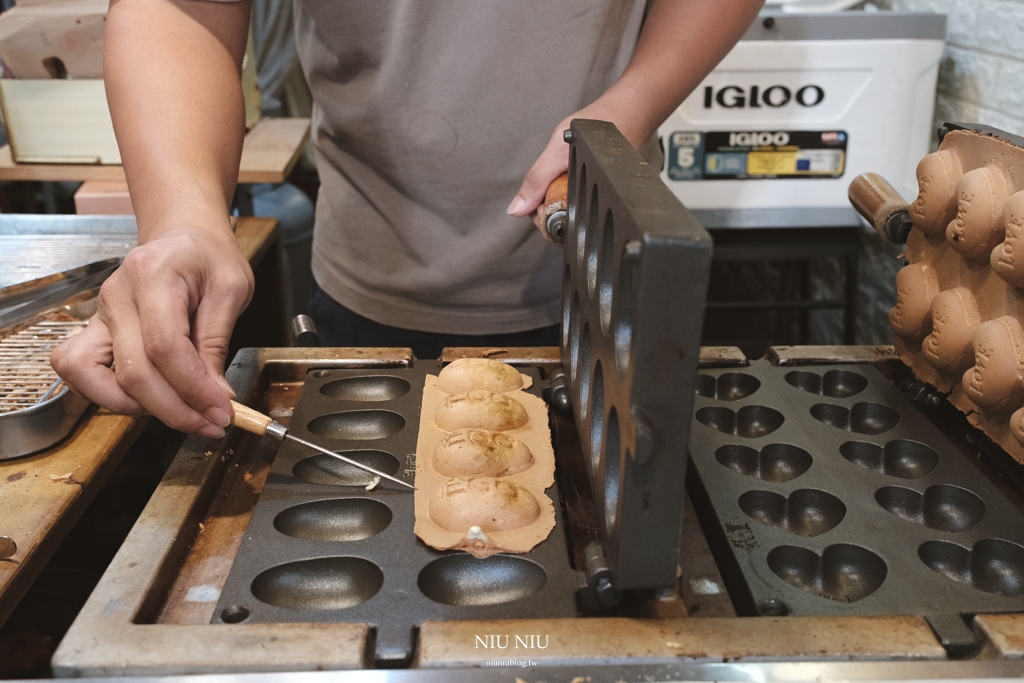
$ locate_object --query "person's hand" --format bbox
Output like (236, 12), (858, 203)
(51, 228), (254, 438)
(506, 95), (649, 233)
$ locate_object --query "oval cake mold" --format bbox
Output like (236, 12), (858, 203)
(418, 554), (547, 606)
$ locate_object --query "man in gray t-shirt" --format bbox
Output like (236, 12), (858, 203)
(53, 0), (762, 437)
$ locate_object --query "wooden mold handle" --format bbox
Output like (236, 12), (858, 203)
(544, 173), (569, 213)
(848, 172), (910, 236)
(230, 400), (273, 436)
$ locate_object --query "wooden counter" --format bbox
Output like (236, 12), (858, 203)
(0, 118), (310, 184)
(0, 216), (283, 627)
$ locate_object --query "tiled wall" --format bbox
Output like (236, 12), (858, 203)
(883, 0), (1024, 137)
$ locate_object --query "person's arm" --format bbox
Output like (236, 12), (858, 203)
(507, 0), (764, 221)
(51, 0), (254, 438)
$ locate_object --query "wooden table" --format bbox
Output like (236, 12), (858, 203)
(0, 217), (283, 627)
(0, 118), (310, 184)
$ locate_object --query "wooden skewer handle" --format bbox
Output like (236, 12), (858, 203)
(230, 400), (273, 436)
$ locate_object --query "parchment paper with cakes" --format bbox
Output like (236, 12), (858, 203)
(413, 358), (557, 558)
(885, 127), (1024, 463)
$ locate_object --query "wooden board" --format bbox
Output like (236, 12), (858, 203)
(975, 614), (1024, 658)
(439, 346), (749, 370)
(0, 409), (145, 627)
(768, 344), (899, 366)
(0, 217), (281, 628)
(0, 117), (310, 184)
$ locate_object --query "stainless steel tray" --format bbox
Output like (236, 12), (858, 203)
(0, 290), (97, 460)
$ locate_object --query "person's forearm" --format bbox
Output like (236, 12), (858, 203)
(105, 0), (251, 243)
(602, 0), (764, 148)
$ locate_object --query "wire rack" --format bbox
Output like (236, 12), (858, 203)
(0, 320), (87, 414)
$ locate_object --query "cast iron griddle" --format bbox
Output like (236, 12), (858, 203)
(689, 360), (1024, 618)
(212, 364), (578, 665)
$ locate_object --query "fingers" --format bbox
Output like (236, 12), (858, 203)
(111, 298), (227, 437)
(131, 274), (233, 433)
(191, 266), (253, 404)
(507, 125), (571, 220)
(51, 316), (145, 415)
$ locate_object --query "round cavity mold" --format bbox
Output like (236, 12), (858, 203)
(597, 209), (615, 335)
(251, 557), (383, 610)
(273, 498), (393, 542)
(715, 443), (811, 483)
(810, 402), (900, 435)
(919, 539), (1024, 597)
(603, 407), (621, 530)
(875, 485), (985, 532)
(292, 450), (401, 487)
(739, 489), (846, 537)
(306, 410), (405, 440)
(767, 543), (887, 603)
(584, 187), (601, 297)
(785, 370), (868, 398)
(569, 291), (581, 384)
(575, 165), (588, 269)
(589, 360), (605, 471)
(613, 256), (634, 377)
(695, 373), (761, 401)
(319, 376), (410, 402)
(695, 405), (784, 439)
(418, 554), (547, 606)
(561, 264), (572, 347)
(839, 440), (938, 479)
(579, 322), (592, 419)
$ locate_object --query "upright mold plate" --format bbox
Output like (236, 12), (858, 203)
(886, 124), (1024, 464)
(560, 119), (712, 590)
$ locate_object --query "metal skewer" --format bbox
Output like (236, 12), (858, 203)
(229, 400), (415, 490)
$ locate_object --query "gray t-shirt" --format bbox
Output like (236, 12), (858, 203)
(295, 1), (646, 334)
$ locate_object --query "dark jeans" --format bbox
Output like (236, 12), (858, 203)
(309, 283), (560, 360)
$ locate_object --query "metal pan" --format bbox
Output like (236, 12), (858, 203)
(0, 289), (98, 460)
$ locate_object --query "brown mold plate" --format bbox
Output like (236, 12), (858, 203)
(888, 125), (1024, 464)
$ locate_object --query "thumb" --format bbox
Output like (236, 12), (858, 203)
(507, 133), (570, 218)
